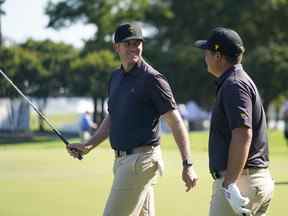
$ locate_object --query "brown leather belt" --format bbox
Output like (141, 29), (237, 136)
(114, 145), (158, 158)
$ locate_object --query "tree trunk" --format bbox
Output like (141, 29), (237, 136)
(37, 98), (47, 132)
(93, 97), (98, 124)
(92, 97), (107, 125)
(100, 97), (106, 121)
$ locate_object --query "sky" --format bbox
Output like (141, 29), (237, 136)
(2, 0), (96, 48)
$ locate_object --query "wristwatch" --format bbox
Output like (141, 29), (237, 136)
(182, 159), (193, 168)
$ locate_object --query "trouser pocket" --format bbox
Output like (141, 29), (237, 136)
(134, 147), (164, 177)
(248, 171), (274, 215)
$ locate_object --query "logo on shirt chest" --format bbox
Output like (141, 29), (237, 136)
(240, 112), (248, 120)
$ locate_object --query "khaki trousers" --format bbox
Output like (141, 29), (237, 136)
(209, 168), (274, 216)
(103, 146), (163, 216)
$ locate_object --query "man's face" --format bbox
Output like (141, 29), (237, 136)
(114, 39), (143, 66)
(204, 50), (220, 77)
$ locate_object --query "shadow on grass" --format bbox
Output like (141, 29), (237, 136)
(275, 181), (288, 186)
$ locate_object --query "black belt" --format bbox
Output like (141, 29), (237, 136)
(211, 167), (267, 180)
(114, 145), (158, 158)
(115, 149), (133, 157)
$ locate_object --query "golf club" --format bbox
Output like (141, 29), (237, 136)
(0, 69), (82, 160)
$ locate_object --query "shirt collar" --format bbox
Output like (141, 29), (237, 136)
(120, 59), (143, 76)
(215, 64), (243, 90)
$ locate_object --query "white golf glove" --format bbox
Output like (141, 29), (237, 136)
(223, 183), (252, 216)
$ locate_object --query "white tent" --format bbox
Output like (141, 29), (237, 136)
(181, 101), (209, 121)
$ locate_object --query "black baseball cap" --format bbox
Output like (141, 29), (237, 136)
(114, 23), (144, 43)
(194, 27), (245, 57)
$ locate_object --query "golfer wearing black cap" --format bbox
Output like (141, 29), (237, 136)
(195, 27), (274, 216)
(68, 22), (198, 216)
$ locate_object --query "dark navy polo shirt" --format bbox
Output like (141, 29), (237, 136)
(209, 64), (269, 173)
(108, 59), (176, 151)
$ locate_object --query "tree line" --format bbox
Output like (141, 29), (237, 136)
(1, 0), (288, 129)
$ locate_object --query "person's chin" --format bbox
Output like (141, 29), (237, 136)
(207, 67), (213, 74)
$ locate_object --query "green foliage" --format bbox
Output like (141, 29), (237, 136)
(46, 0), (171, 49)
(0, 46), (46, 97)
(45, 0), (288, 109)
(20, 39), (79, 96)
(145, 44), (215, 106)
(152, 0), (288, 108)
(246, 43), (288, 109)
(1, 0), (286, 112)
(0, 40), (79, 98)
(0, 40), (79, 131)
(70, 49), (119, 97)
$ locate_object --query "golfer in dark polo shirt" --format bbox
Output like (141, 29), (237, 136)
(68, 22), (198, 216)
(194, 27), (274, 216)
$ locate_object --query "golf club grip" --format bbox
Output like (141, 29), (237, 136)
(52, 129), (83, 160)
(71, 148), (83, 160)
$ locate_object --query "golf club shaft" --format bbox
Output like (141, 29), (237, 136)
(0, 69), (82, 160)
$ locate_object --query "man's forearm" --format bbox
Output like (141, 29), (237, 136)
(170, 118), (191, 161)
(163, 110), (191, 161)
(223, 127), (252, 187)
(84, 115), (111, 150)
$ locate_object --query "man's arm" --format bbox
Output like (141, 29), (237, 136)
(84, 114), (111, 149)
(68, 115), (111, 157)
(163, 109), (198, 191)
(223, 127), (252, 187)
(163, 109), (191, 161)
(221, 127), (252, 215)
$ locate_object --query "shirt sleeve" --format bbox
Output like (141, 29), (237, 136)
(222, 81), (252, 130)
(147, 74), (177, 115)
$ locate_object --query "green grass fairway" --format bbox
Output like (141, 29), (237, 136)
(0, 131), (288, 215)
